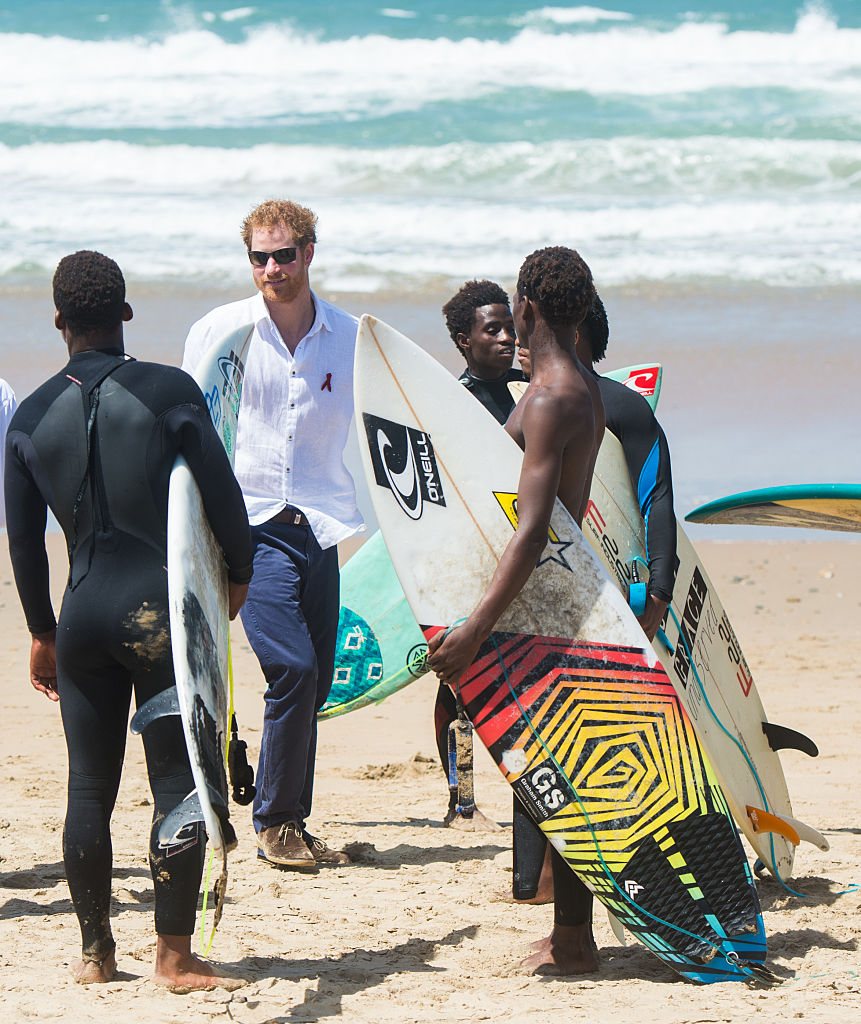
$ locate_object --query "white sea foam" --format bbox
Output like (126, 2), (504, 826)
(0, 13), (858, 127)
(3, 137), (858, 198)
(1, 138), (857, 288)
(513, 6), (634, 26)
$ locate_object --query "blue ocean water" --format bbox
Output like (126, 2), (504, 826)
(1, 1), (859, 291)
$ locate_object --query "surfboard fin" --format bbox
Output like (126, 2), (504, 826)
(761, 722), (819, 757)
(746, 806), (800, 847)
(159, 792), (205, 848)
(772, 813), (829, 852)
(130, 687), (180, 734)
(158, 787), (230, 848)
(607, 910), (627, 946)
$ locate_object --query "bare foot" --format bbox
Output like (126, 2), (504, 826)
(520, 923), (599, 976)
(153, 934), (245, 994)
(73, 948), (117, 985)
(444, 807), (504, 833)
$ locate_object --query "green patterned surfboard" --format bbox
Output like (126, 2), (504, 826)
(319, 531), (428, 719)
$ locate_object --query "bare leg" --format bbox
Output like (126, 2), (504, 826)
(152, 935), (245, 993)
(73, 946), (117, 985)
(520, 922), (599, 975)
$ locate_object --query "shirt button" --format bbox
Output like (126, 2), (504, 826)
(290, 403), (295, 408)
(286, 467), (290, 473)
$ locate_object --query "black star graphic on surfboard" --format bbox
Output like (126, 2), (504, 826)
(493, 491), (573, 573)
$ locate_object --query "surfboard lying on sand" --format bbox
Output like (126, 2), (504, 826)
(131, 322), (253, 930)
(320, 363), (663, 722)
(354, 315), (768, 984)
(686, 484), (861, 533)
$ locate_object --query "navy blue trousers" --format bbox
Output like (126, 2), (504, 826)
(240, 518), (340, 833)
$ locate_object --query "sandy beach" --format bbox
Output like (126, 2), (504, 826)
(1, 533), (859, 1023)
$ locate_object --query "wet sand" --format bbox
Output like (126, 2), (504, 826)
(0, 534), (859, 1023)
(2, 278), (858, 535)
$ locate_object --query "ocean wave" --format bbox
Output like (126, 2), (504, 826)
(3, 137), (859, 197)
(0, 11), (858, 128)
(1, 174), (857, 289)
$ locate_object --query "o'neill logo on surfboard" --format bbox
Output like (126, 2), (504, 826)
(363, 413), (446, 520)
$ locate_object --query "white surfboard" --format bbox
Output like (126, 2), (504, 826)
(510, 377), (826, 877)
(354, 315), (767, 984)
(133, 323), (254, 931)
(583, 425), (826, 878)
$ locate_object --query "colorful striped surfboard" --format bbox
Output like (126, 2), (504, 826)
(354, 314), (768, 983)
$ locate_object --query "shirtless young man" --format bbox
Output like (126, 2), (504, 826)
(427, 246), (605, 974)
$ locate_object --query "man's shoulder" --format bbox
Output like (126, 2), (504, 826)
(596, 373), (654, 428)
(116, 359), (206, 410)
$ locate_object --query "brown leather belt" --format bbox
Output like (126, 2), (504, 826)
(271, 506), (310, 527)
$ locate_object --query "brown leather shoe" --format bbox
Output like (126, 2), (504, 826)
(257, 822), (316, 868)
(302, 830), (350, 865)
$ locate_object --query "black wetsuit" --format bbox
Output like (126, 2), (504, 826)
(595, 373), (677, 602)
(434, 366), (527, 796)
(5, 349), (252, 959)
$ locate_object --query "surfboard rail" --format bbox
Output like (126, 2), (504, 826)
(686, 483), (861, 533)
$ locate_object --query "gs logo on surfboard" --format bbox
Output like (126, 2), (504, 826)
(511, 757), (576, 822)
(363, 413), (446, 520)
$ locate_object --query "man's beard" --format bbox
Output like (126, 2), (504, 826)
(256, 269), (305, 304)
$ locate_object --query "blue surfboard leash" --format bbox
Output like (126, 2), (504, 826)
(440, 619), (766, 981)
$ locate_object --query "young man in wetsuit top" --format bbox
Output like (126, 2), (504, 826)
(4, 251), (253, 992)
(435, 280), (523, 829)
(428, 247), (605, 975)
(512, 291), (680, 960)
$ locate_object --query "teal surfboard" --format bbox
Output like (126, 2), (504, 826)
(686, 484), (861, 533)
(320, 363), (663, 721)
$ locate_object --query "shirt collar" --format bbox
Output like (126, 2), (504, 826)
(253, 289), (331, 346)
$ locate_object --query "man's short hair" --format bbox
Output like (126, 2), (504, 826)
(516, 247), (595, 328)
(241, 199), (318, 250)
(53, 250), (126, 333)
(580, 293), (609, 362)
(442, 279), (510, 355)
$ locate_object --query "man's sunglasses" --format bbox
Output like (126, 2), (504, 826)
(247, 247), (298, 267)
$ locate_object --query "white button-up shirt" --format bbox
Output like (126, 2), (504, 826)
(182, 290), (363, 549)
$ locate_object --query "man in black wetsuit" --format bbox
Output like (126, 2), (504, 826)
(434, 280), (523, 829)
(512, 291), (679, 969)
(4, 251), (252, 992)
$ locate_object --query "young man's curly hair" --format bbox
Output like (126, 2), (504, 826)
(580, 293), (609, 362)
(441, 279), (510, 356)
(52, 250), (126, 334)
(515, 247), (595, 328)
(241, 199), (318, 251)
